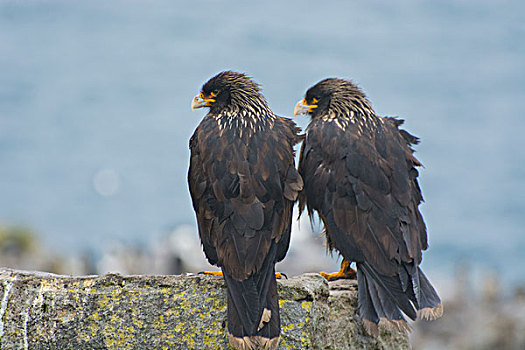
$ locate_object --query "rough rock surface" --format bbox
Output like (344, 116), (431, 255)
(0, 268), (409, 349)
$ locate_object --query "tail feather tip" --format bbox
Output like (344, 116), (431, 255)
(417, 303), (443, 321)
(257, 308), (272, 331)
(381, 318), (412, 334)
(363, 318), (411, 336)
(229, 334), (280, 350)
(363, 320), (379, 337)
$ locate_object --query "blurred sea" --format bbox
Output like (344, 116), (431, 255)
(1, 1), (524, 288)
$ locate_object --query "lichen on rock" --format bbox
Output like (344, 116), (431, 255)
(0, 268), (408, 349)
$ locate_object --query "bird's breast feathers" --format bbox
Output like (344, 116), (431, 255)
(212, 109), (276, 135)
(313, 111), (384, 136)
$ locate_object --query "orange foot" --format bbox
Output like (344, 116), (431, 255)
(199, 271), (287, 279)
(320, 260), (357, 281)
(199, 271), (224, 277)
(275, 272), (287, 279)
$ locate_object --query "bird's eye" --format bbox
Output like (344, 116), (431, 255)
(210, 89), (219, 97)
(312, 98), (319, 104)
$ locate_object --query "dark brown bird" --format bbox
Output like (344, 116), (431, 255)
(294, 78), (442, 334)
(189, 71), (303, 349)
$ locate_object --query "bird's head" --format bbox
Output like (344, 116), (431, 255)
(294, 78), (372, 119)
(191, 71), (270, 115)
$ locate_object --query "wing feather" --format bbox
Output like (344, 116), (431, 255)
(299, 116), (427, 276)
(189, 114), (302, 280)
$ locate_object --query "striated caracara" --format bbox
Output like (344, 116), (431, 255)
(294, 78), (443, 334)
(189, 71), (303, 349)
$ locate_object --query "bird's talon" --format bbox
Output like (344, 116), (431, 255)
(320, 260), (357, 281)
(275, 272), (288, 279)
(319, 270), (356, 281)
(198, 271), (223, 277)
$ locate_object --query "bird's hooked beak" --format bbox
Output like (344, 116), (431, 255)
(191, 92), (216, 110)
(294, 98), (318, 116)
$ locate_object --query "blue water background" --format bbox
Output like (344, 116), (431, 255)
(1, 1), (524, 285)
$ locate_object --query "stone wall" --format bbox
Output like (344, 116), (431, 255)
(0, 268), (409, 349)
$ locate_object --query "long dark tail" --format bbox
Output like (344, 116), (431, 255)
(357, 261), (443, 335)
(222, 246), (280, 350)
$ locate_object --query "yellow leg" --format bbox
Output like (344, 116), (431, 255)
(320, 260), (357, 281)
(199, 271), (287, 279)
(199, 271), (224, 276)
(275, 272), (287, 279)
